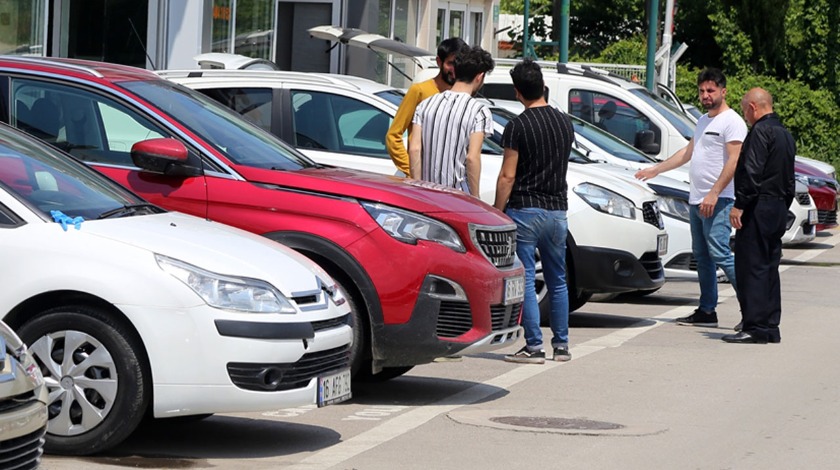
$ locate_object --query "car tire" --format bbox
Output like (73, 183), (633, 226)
(356, 366), (414, 382)
(536, 249), (591, 325)
(18, 305), (149, 455)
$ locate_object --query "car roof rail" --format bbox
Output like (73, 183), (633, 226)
(0, 55), (105, 78)
(493, 58), (557, 69)
(156, 69), (359, 88)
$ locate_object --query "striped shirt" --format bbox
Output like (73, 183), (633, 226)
(500, 105), (573, 210)
(412, 90), (493, 194)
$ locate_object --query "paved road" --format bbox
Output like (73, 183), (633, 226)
(43, 230), (840, 470)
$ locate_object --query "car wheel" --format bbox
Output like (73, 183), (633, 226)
(18, 306), (149, 455)
(356, 366), (414, 382)
(341, 279), (367, 378)
(535, 249), (590, 325)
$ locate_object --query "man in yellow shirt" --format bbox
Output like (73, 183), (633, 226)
(386, 37), (467, 177)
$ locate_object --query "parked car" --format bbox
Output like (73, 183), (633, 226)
(0, 56), (524, 383)
(0, 123), (354, 454)
(795, 160), (839, 231)
(0, 319), (47, 467)
(163, 64), (670, 317)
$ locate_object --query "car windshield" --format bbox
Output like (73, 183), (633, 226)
(629, 88), (696, 139)
(374, 89), (406, 107)
(121, 80), (317, 170)
(571, 116), (657, 163)
(0, 127), (149, 220)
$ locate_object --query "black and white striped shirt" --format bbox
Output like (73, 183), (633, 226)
(500, 106), (573, 210)
(413, 90), (493, 194)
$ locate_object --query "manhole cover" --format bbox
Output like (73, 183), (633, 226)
(490, 416), (624, 431)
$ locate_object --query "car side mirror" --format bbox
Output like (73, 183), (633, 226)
(131, 138), (203, 177)
(635, 130), (660, 155)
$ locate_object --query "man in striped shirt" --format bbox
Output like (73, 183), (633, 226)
(495, 59), (575, 364)
(408, 46), (494, 196)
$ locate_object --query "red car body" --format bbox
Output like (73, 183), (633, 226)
(0, 56), (524, 379)
(795, 161), (838, 231)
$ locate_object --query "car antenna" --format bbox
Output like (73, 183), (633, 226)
(129, 18), (157, 70)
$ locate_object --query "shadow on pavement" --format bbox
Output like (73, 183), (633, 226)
(568, 312), (657, 328)
(83, 415), (341, 463)
(349, 375), (508, 406)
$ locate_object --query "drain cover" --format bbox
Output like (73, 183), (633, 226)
(491, 416), (624, 431)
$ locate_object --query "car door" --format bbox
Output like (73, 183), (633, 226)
(5, 76), (210, 217)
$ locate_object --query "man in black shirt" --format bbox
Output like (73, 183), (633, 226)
(724, 88), (795, 344)
(495, 59), (575, 363)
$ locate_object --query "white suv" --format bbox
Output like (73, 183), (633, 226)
(162, 64), (669, 315)
(0, 124), (353, 454)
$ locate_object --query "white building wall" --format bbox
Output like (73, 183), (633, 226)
(164, 1), (210, 69)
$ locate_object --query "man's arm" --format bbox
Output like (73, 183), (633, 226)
(408, 123), (423, 179)
(386, 86), (422, 176)
(494, 147), (518, 211)
(635, 140), (693, 181)
(699, 140), (742, 217)
(466, 131), (484, 197)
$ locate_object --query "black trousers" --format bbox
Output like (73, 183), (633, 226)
(734, 197), (788, 340)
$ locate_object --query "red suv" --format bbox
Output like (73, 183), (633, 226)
(0, 57), (524, 381)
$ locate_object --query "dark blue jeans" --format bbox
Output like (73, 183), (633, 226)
(506, 207), (569, 349)
(689, 198), (738, 312)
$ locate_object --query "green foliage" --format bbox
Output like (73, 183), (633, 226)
(593, 35), (647, 66)
(708, 6), (753, 75)
(500, 0), (553, 15)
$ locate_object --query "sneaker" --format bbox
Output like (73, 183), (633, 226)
(675, 308), (718, 327)
(504, 346), (545, 364)
(552, 346), (572, 362)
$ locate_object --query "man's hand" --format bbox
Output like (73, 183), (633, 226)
(635, 167), (658, 181)
(730, 207), (743, 229)
(700, 193), (719, 218)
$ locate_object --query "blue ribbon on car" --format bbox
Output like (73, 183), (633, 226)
(51, 210), (84, 231)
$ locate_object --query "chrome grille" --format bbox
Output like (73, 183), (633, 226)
(471, 225), (517, 268)
(642, 201), (665, 229)
(0, 426), (44, 470)
(491, 303), (522, 330)
(437, 301), (473, 338)
(227, 345), (350, 392)
(796, 192), (811, 205)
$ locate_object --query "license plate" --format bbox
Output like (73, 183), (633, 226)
(318, 368), (352, 407)
(657, 234), (668, 257)
(808, 209), (819, 225)
(504, 275), (525, 305)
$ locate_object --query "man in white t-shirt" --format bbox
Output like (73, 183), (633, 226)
(409, 46), (494, 196)
(636, 68), (747, 328)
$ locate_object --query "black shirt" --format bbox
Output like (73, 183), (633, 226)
(500, 106), (574, 210)
(734, 113), (796, 210)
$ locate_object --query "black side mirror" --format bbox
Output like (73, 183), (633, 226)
(635, 130), (661, 155)
(131, 138), (203, 177)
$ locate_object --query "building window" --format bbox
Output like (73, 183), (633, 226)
(212, 0), (275, 60)
(470, 10), (483, 46)
(0, 0), (46, 55)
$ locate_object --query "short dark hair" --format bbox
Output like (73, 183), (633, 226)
(510, 58), (544, 100)
(437, 38), (467, 62)
(697, 68), (727, 88)
(454, 46), (495, 82)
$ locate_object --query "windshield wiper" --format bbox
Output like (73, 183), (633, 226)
(97, 203), (162, 219)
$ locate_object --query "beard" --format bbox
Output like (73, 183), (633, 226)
(442, 71), (456, 86)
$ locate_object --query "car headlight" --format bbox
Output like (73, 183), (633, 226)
(796, 174), (828, 188)
(156, 254), (296, 313)
(573, 183), (636, 219)
(361, 201), (465, 252)
(656, 195), (690, 222)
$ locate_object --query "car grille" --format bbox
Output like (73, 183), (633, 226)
(818, 209), (837, 226)
(0, 426), (45, 470)
(312, 314), (350, 332)
(0, 391), (37, 413)
(639, 251), (664, 280)
(437, 301), (473, 338)
(491, 303), (522, 330)
(471, 226), (517, 268)
(642, 201), (665, 229)
(664, 253), (697, 271)
(227, 345), (350, 392)
(796, 192), (811, 205)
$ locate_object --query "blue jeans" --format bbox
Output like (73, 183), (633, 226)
(506, 207), (569, 349)
(689, 198), (737, 313)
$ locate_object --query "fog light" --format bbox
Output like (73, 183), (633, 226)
(613, 260), (634, 277)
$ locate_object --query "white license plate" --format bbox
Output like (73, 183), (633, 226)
(808, 209), (819, 225)
(318, 368), (352, 407)
(504, 275), (525, 305)
(657, 234), (668, 257)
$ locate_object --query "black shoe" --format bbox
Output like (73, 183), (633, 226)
(676, 309), (718, 327)
(734, 321), (743, 332)
(552, 345), (572, 362)
(769, 333), (781, 343)
(504, 346), (545, 364)
(722, 331), (768, 344)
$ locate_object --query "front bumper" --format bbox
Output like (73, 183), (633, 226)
(574, 246), (665, 294)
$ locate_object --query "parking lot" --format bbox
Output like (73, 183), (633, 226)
(40, 229), (840, 470)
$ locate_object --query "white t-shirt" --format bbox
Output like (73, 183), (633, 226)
(688, 108), (748, 204)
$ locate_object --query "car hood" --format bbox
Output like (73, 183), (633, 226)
(235, 164), (508, 217)
(568, 163), (657, 205)
(80, 212), (330, 294)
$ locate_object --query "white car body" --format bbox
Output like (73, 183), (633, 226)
(0, 127), (353, 453)
(163, 65), (670, 307)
